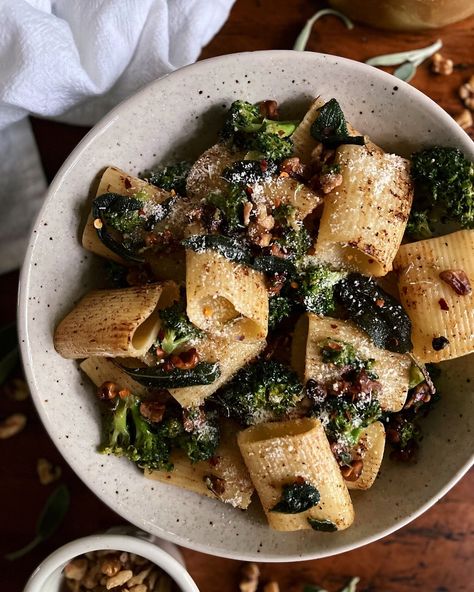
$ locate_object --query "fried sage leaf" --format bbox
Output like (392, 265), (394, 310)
(119, 362), (221, 388)
(310, 99), (364, 148)
(182, 234), (252, 265)
(335, 273), (413, 354)
(5, 484), (70, 560)
(307, 518), (338, 532)
(270, 480), (320, 514)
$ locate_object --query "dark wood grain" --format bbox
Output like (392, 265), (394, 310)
(1, 1), (473, 590)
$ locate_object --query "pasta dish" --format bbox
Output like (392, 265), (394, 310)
(54, 97), (474, 533)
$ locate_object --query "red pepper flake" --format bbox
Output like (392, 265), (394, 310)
(209, 456), (221, 468)
(260, 160), (268, 172)
(438, 298), (449, 311)
(124, 177), (132, 189)
(330, 324), (338, 329)
(375, 298), (385, 308)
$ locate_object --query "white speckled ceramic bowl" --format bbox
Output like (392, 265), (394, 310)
(19, 51), (474, 561)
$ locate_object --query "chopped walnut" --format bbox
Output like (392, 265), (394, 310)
(431, 52), (453, 75)
(139, 401), (166, 423)
(0, 413), (26, 439)
(3, 377), (29, 401)
(243, 201), (253, 226)
(100, 556), (122, 577)
(105, 569), (133, 589)
(341, 460), (363, 481)
(280, 156), (305, 178)
(263, 582), (280, 592)
(319, 171), (343, 194)
(204, 474), (226, 496)
(310, 142), (324, 163)
(454, 109), (473, 130)
(64, 558), (88, 581)
(37, 457), (61, 485)
(127, 566), (152, 586)
(439, 269), (472, 295)
(97, 381), (119, 401)
(258, 100), (279, 119)
(183, 407), (206, 432)
(255, 204), (275, 231)
(240, 563), (260, 592)
(459, 76), (474, 110)
(248, 221), (273, 247)
(170, 347), (200, 370)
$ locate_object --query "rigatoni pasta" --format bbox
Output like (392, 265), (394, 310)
(292, 313), (411, 412)
(146, 421), (254, 509)
(238, 418), (354, 531)
(394, 229), (474, 362)
(345, 422), (386, 491)
(185, 248), (268, 342)
(315, 144), (413, 276)
(82, 166), (171, 263)
(54, 282), (178, 359)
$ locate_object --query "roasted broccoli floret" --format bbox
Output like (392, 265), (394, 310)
(321, 397), (382, 448)
(148, 161), (191, 195)
(128, 402), (172, 470)
(319, 338), (374, 373)
(274, 226), (311, 262)
(221, 100), (263, 138)
(216, 360), (303, 425)
(407, 146), (474, 239)
(207, 184), (248, 232)
(99, 395), (133, 457)
(220, 100), (297, 162)
(99, 395), (172, 471)
(158, 301), (203, 355)
(269, 295), (294, 329)
(222, 159), (278, 185)
(298, 265), (346, 315)
(252, 132), (293, 162)
(178, 409), (220, 463)
(405, 210), (433, 240)
(263, 119), (298, 137)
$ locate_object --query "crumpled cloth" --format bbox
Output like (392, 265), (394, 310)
(0, 0), (234, 274)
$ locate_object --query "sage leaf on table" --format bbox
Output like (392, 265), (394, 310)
(293, 9), (354, 51)
(5, 484), (70, 560)
(0, 323), (19, 386)
(365, 39), (442, 82)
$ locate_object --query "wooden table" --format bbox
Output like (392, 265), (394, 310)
(1, 1), (473, 590)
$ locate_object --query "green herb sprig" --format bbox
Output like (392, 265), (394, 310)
(365, 39), (442, 82)
(5, 484), (70, 560)
(0, 323), (19, 386)
(294, 9), (354, 51)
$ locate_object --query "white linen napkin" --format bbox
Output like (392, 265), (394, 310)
(0, 0), (235, 274)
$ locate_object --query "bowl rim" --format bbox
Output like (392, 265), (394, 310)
(18, 49), (474, 562)
(23, 533), (200, 592)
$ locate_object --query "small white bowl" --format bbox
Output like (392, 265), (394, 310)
(24, 533), (199, 592)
